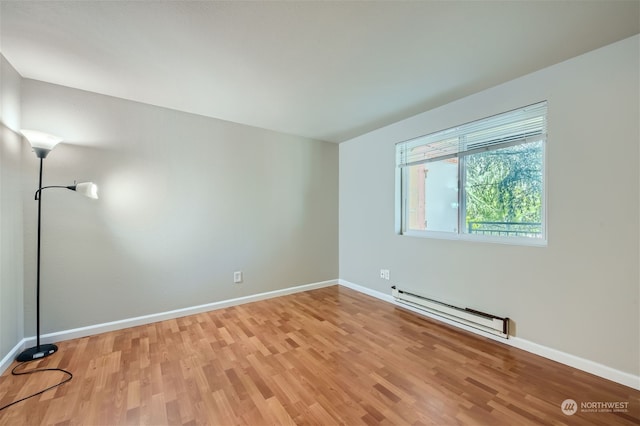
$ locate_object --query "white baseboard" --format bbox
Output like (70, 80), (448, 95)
(11, 279), (337, 373)
(338, 279), (640, 391)
(0, 339), (27, 375)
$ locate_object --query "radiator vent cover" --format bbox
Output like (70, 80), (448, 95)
(391, 286), (509, 338)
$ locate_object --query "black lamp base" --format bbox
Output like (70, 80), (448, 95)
(16, 344), (58, 362)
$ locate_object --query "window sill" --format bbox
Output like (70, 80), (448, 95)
(400, 230), (547, 247)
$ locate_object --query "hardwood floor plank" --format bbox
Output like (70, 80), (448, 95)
(1, 285), (638, 425)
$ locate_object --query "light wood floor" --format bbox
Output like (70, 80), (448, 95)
(0, 285), (638, 425)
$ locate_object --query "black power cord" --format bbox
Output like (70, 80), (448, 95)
(0, 361), (72, 411)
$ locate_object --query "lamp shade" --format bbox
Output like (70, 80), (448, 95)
(75, 182), (99, 199)
(21, 130), (63, 150)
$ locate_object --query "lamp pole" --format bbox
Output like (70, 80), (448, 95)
(36, 157), (43, 351)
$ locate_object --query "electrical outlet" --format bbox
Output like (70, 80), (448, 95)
(233, 271), (243, 283)
(380, 269), (385, 279)
(384, 269), (390, 280)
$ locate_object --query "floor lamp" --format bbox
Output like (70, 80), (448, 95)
(16, 130), (98, 363)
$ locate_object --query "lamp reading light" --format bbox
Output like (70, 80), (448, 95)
(17, 130), (98, 363)
(73, 182), (99, 199)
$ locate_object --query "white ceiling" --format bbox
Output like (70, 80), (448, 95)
(1, 1), (638, 143)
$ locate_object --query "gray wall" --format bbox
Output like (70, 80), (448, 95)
(0, 54), (24, 361)
(339, 35), (639, 375)
(20, 80), (338, 334)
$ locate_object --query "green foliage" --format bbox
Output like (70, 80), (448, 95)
(464, 141), (543, 225)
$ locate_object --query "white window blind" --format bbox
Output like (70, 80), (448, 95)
(396, 101), (547, 168)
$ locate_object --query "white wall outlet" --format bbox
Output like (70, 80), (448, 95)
(380, 269), (385, 278)
(233, 271), (243, 283)
(383, 269), (390, 280)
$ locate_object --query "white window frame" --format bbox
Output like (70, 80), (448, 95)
(395, 102), (548, 247)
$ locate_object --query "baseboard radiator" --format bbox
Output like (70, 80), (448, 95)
(391, 286), (509, 338)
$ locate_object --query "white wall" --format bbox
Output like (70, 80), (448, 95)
(340, 36), (639, 376)
(20, 80), (338, 334)
(0, 54), (24, 362)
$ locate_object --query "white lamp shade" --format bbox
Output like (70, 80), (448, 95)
(75, 182), (99, 199)
(21, 129), (63, 150)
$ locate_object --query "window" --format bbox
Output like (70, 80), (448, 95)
(396, 102), (547, 244)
